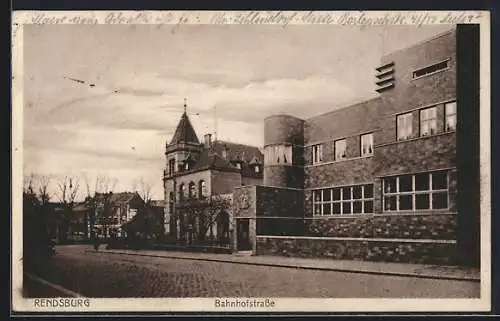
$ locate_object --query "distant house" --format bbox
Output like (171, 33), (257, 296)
(121, 199), (165, 240)
(91, 192), (144, 239)
(44, 202), (88, 243)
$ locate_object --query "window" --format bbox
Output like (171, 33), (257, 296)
(420, 107), (437, 136)
(188, 182), (196, 198)
(235, 162), (241, 169)
(360, 133), (373, 156)
(412, 59), (449, 79)
(445, 101), (457, 132)
(334, 139), (347, 160)
(169, 192), (174, 213)
(254, 165), (260, 173)
(313, 184), (374, 216)
(383, 171), (449, 212)
(397, 112), (413, 140)
(198, 180), (208, 199)
(184, 162), (190, 170)
(312, 144), (323, 164)
(168, 158), (175, 176)
(179, 183), (185, 200)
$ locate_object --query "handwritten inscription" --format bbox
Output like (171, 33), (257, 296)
(16, 11), (485, 29)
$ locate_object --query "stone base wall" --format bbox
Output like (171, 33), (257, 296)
(256, 236), (456, 265)
(307, 213), (456, 239)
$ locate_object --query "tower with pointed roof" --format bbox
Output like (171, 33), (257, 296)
(165, 99), (203, 175)
(162, 99), (264, 243)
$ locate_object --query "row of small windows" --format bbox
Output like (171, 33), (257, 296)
(309, 101), (456, 165)
(177, 180), (208, 201)
(397, 101), (456, 141)
(311, 133), (373, 165)
(312, 171), (449, 216)
(313, 184), (374, 216)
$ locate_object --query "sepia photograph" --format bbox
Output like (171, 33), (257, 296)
(11, 10), (491, 313)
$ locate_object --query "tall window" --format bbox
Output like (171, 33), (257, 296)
(334, 139), (347, 160)
(168, 158), (175, 176)
(445, 101), (457, 132)
(383, 171), (448, 212)
(188, 182), (196, 198)
(198, 180), (207, 199)
(360, 133), (373, 156)
(313, 184), (374, 216)
(179, 183), (185, 200)
(254, 165), (260, 173)
(420, 107), (437, 136)
(168, 192), (174, 213)
(312, 144), (323, 164)
(397, 112), (413, 140)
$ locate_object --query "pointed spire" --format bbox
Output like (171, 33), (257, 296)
(169, 99), (200, 145)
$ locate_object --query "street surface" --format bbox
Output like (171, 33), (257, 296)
(25, 245), (479, 298)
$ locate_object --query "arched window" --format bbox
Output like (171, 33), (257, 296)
(199, 180), (207, 199)
(188, 182), (196, 198)
(179, 183), (185, 200)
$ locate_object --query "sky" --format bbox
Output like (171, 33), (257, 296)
(22, 23), (454, 200)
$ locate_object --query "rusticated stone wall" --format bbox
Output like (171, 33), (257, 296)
(256, 236), (456, 265)
(306, 213), (456, 240)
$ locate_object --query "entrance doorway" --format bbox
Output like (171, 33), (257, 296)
(237, 219), (252, 251)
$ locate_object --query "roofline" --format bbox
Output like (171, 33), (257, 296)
(305, 96), (382, 122)
(264, 114), (305, 122)
(380, 26), (456, 61)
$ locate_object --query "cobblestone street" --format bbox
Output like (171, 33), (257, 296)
(25, 245), (480, 298)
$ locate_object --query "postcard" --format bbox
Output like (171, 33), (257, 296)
(11, 10), (491, 313)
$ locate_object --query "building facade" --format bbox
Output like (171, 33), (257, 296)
(163, 108), (264, 248)
(91, 192), (144, 239)
(233, 25), (480, 267)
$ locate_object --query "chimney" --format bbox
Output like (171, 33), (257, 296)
(204, 133), (212, 148)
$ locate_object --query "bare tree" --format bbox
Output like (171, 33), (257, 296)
(56, 176), (80, 242)
(178, 194), (231, 245)
(36, 175), (52, 207)
(133, 177), (153, 204)
(83, 174), (118, 241)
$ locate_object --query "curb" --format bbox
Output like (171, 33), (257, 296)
(91, 250), (480, 282)
(24, 273), (84, 297)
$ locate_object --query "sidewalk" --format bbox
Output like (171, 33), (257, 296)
(92, 248), (480, 282)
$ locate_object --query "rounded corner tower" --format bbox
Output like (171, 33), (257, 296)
(263, 114), (305, 189)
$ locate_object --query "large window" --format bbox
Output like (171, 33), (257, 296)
(420, 107), (437, 136)
(360, 133), (373, 156)
(445, 101), (457, 132)
(313, 184), (374, 216)
(312, 144), (323, 164)
(397, 112), (413, 140)
(334, 139), (347, 160)
(383, 171), (449, 212)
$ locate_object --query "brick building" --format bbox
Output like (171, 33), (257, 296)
(233, 25), (480, 267)
(163, 106), (264, 248)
